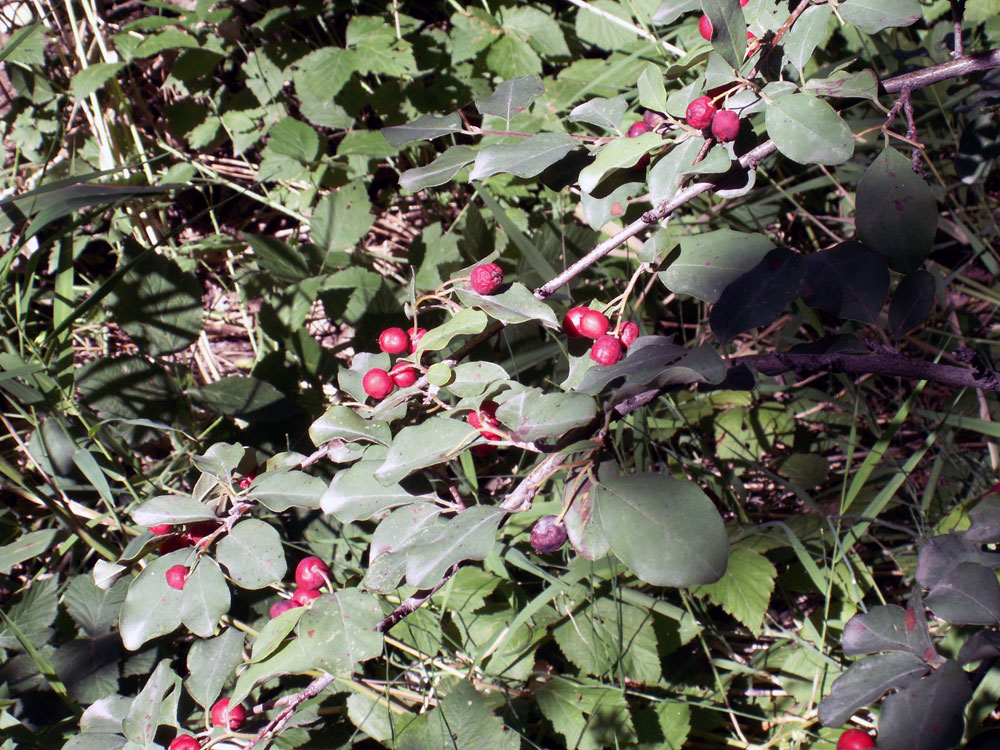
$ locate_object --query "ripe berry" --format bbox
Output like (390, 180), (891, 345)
(470, 263), (504, 295)
(563, 306), (589, 338)
(295, 556), (330, 590)
(643, 110), (666, 130)
(168, 735), (201, 750)
(159, 535), (193, 554)
(237, 469), (257, 490)
(619, 322), (639, 348)
(292, 588), (322, 606)
(590, 335), (623, 366)
(210, 698), (247, 731)
(183, 521), (219, 548)
(837, 729), (877, 750)
(270, 599), (299, 618)
(468, 401), (502, 440)
(627, 121), (650, 137)
(686, 96), (717, 130)
(408, 328), (427, 353)
(531, 515), (568, 554)
(579, 310), (610, 339)
(149, 524), (172, 536)
(165, 565), (189, 590)
(711, 110), (740, 142)
(740, 0), (750, 6)
(698, 14), (713, 40)
(362, 368), (394, 400)
(390, 362), (416, 388)
(378, 327), (409, 354)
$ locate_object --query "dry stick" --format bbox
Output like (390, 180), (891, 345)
(245, 672), (336, 750)
(375, 562), (461, 633)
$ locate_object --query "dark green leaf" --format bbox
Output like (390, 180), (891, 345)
(243, 233), (310, 281)
(568, 96), (628, 133)
(249, 470), (326, 512)
(495, 389), (596, 441)
(659, 229), (774, 303)
(122, 660), (178, 747)
(132, 495), (217, 526)
(470, 133), (578, 180)
(765, 94), (854, 165)
(119, 551), (188, 650)
(818, 652), (928, 727)
(375, 417), (474, 485)
(839, 0), (921, 32)
(400, 146), (477, 191)
(415, 308), (489, 354)
(474, 75), (545, 123)
(404, 506), (505, 588)
(710, 248), (807, 342)
(215, 520), (287, 590)
(382, 113), (463, 148)
(455, 283), (559, 328)
(889, 269), (936, 337)
(924, 562), (1000, 625)
(185, 628), (244, 709)
(309, 405), (392, 447)
(311, 180), (373, 257)
(180, 558), (230, 637)
(842, 604), (935, 657)
(295, 589), (383, 674)
(802, 241), (889, 323)
(579, 133), (661, 192)
(702, 0), (747, 70)
(322, 460), (434, 523)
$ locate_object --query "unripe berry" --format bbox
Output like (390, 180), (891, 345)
(378, 327), (409, 354)
(531, 515), (568, 554)
(408, 327), (427, 353)
(168, 735), (201, 750)
(292, 588), (322, 606)
(165, 565), (189, 590)
(470, 263), (504, 295)
(362, 368), (394, 400)
(563, 306), (589, 338)
(270, 599), (298, 618)
(686, 96), (717, 130)
(619, 322), (639, 348)
(698, 14), (713, 40)
(590, 335), (623, 366)
(579, 310), (610, 339)
(468, 401), (502, 440)
(627, 121), (650, 137)
(295, 556), (330, 590)
(210, 698), (247, 731)
(390, 362), (416, 388)
(711, 110), (740, 142)
(149, 524), (172, 536)
(836, 729), (876, 750)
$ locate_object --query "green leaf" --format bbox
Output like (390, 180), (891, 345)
(702, 0), (747, 70)
(135, 29), (198, 58)
(448, 9), (499, 63)
(444, 362), (510, 398)
(415, 308), (489, 355)
(311, 181), (373, 257)
(267, 117), (322, 162)
(579, 133), (662, 192)
(185, 628), (244, 709)
(249, 604), (305, 663)
(764, 93), (854, 165)
(322, 460), (434, 523)
(470, 133), (578, 181)
(426, 362), (452, 386)
(397, 680), (520, 750)
(659, 228), (774, 302)
(889, 270), (936, 337)
(653, 0), (702, 23)
(188, 375), (291, 422)
(413, 222), (464, 292)
(62, 575), (127, 637)
(537, 676), (637, 750)
(455, 282), (559, 328)
(292, 46), (355, 103)
(399, 146), (477, 191)
(576, 0), (639, 49)
(243, 233), (310, 282)
(248, 470), (326, 512)
(374, 416), (474, 485)
(122, 660), (178, 747)
(180, 558), (230, 637)
(404, 506), (505, 588)
(781, 4), (832, 70)
(856, 147), (939, 273)
(132, 495), (217, 526)
(554, 597), (661, 683)
(193, 442), (245, 479)
(382, 113), (464, 148)
(215, 520), (287, 590)
(71, 62), (126, 99)
(345, 15), (417, 76)
(648, 136), (703, 204)
(0, 529), (59, 576)
(495, 389), (596, 442)
(474, 75), (545, 124)
(365, 504), (443, 592)
(309, 405), (392, 447)
(839, 0), (921, 32)
(500, 6), (569, 57)
(569, 96), (628, 133)
(119, 551), (187, 650)
(594, 472), (728, 586)
(801, 241), (889, 323)
(818, 652), (929, 728)
(637, 62), (668, 113)
(693, 545), (775, 635)
(295, 589), (383, 674)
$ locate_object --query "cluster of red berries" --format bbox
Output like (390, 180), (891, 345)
(166, 698), (249, 749)
(685, 97), (741, 142)
(152, 519), (220, 554)
(269, 556), (329, 618)
(563, 307), (638, 366)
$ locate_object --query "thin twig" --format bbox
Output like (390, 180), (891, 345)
(245, 673), (335, 749)
(375, 563), (461, 632)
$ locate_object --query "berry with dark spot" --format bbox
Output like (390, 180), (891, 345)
(270, 599), (298, 618)
(627, 121), (650, 137)
(619, 322), (640, 348)
(686, 96), (717, 130)
(531, 515), (568, 554)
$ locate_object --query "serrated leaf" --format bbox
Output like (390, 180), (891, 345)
(396, 680), (520, 750)
(817, 652), (929, 727)
(267, 117), (321, 162)
(765, 93), (854, 165)
(495, 389), (596, 442)
(322, 460), (434, 523)
(63, 575), (128, 637)
(185, 628), (244, 708)
(710, 247), (807, 342)
(554, 598), (661, 683)
(536, 676), (637, 750)
(455, 282), (559, 328)
(889, 270), (936, 337)
(309, 405), (392, 447)
(693, 546), (775, 634)
(188, 375), (291, 422)
(374, 416), (474, 485)
(382, 112), (463, 148)
(469, 133), (577, 180)
(295, 589), (383, 674)
(311, 180), (373, 257)
(215, 520), (286, 590)
(243, 233), (310, 282)
(475, 75), (545, 123)
(0, 529), (59, 576)
(568, 96), (628, 133)
(132, 495), (217, 526)
(400, 146), (477, 191)
(71, 62), (126, 99)
(839, 0), (921, 32)
(248, 470), (326, 512)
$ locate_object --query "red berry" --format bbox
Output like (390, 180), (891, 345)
(237, 469), (257, 490)
(292, 588), (322, 606)
(563, 306), (589, 338)
(390, 362), (417, 388)
(698, 14), (713, 40)
(159, 535), (193, 554)
(468, 401), (502, 440)
(378, 327), (409, 354)
(470, 444), (497, 457)
(531, 515), (568, 554)
(168, 735), (201, 750)
(579, 310), (610, 339)
(408, 327), (427, 353)
(270, 599), (299, 618)
(643, 110), (666, 130)
(837, 729), (877, 750)
(740, 0), (750, 6)
(686, 96), (717, 130)
(295, 556), (330, 590)
(183, 521), (219, 548)
(711, 110), (740, 142)
(619, 322), (639, 348)
(590, 335), (623, 366)
(165, 565), (189, 590)
(470, 263), (504, 295)
(362, 368), (394, 400)
(210, 698), (247, 731)
(149, 524), (172, 536)
(627, 121), (650, 138)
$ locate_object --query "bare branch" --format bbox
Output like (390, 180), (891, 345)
(375, 563), (461, 632)
(881, 48), (1000, 93)
(246, 673), (336, 749)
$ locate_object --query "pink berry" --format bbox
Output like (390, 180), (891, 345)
(686, 96), (717, 130)
(378, 327), (409, 354)
(149, 524), (172, 536)
(531, 515), (568, 554)
(210, 698), (247, 731)
(740, 0), (750, 6)
(292, 588), (322, 606)
(168, 735), (201, 750)
(619, 322), (639, 348)
(237, 469), (257, 490)
(590, 335), (623, 366)
(837, 729), (877, 750)
(295, 556), (330, 590)
(165, 565), (189, 590)
(390, 362), (416, 388)
(467, 401), (502, 440)
(563, 306), (589, 338)
(270, 599), (299, 618)
(362, 368), (394, 400)
(579, 310), (610, 339)
(470, 263), (504, 295)
(698, 14), (713, 40)
(408, 327), (427, 353)
(711, 110), (740, 142)
(627, 121), (650, 138)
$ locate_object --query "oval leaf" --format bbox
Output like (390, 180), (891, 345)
(470, 133), (578, 180)
(295, 588), (384, 675)
(248, 470), (326, 512)
(132, 495), (217, 526)
(889, 269), (936, 337)
(322, 460), (434, 523)
(215, 520), (287, 590)
(375, 416), (474, 485)
(765, 93), (854, 165)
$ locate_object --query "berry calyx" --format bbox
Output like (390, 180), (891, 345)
(408, 328), (427, 353)
(686, 96), (717, 130)
(579, 310), (610, 339)
(468, 401), (503, 440)
(390, 362), (417, 388)
(362, 368), (394, 400)
(563, 306), (590, 338)
(711, 110), (740, 142)
(531, 515), (569, 554)
(619, 322), (640, 348)
(149, 524), (172, 536)
(378, 327), (409, 354)
(293, 588), (322, 606)
(698, 14), (713, 40)
(470, 263), (504, 295)
(837, 729), (877, 750)
(270, 599), (299, 619)
(165, 565), (189, 590)
(590, 335), (623, 366)
(168, 735), (201, 750)
(210, 698), (247, 731)
(627, 121), (650, 137)
(295, 556), (330, 590)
